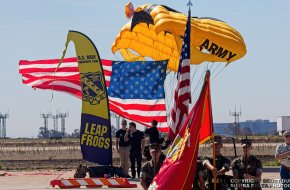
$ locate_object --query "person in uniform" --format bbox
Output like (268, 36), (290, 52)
(192, 157), (206, 190)
(140, 143), (164, 190)
(231, 139), (263, 190)
(202, 135), (230, 190)
(275, 131), (290, 190)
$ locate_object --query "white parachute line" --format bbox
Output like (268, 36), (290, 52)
(191, 72), (205, 104)
(113, 53), (122, 61)
(212, 64), (227, 82)
(164, 71), (176, 117)
(211, 62), (222, 76)
(203, 61), (207, 71)
(206, 61), (210, 70)
(209, 62), (215, 71)
(189, 64), (199, 106)
(191, 66), (207, 104)
(191, 64), (200, 82)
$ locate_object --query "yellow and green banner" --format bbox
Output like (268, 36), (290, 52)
(59, 31), (112, 165)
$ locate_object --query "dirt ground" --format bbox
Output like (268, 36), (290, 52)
(0, 138), (280, 170)
(0, 170), (282, 190)
(0, 138), (285, 190)
(0, 170), (142, 190)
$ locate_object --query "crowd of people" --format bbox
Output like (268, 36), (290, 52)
(116, 119), (290, 190)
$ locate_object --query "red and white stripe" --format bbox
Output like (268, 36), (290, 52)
(50, 178), (137, 188)
(169, 58), (191, 140)
(109, 97), (168, 131)
(19, 58), (111, 98)
(19, 57), (168, 131)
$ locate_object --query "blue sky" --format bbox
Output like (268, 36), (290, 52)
(1, 0), (289, 137)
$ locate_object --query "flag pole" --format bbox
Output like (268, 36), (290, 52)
(207, 70), (217, 190)
(212, 134), (217, 190)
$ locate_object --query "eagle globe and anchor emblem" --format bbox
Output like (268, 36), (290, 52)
(80, 72), (106, 105)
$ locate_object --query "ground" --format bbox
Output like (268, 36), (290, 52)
(0, 170), (282, 190)
(0, 137), (285, 189)
(0, 138), (281, 170)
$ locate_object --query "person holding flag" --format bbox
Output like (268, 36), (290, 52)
(231, 139), (263, 190)
(140, 143), (164, 190)
(202, 135), (230, 190)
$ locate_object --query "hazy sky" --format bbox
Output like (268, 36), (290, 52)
(1, 0), (289, 138)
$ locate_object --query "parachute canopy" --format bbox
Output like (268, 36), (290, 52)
(112, 4), (247, 72)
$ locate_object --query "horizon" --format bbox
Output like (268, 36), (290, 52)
(1, 0), (290, 138)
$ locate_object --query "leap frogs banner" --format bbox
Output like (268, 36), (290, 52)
(59, 31), (112, 165)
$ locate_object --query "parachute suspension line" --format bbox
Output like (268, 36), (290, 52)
(212, 64), (227, 82)
(164, 71), (176, 118)
(192, 64), (210, 103)
(211, 62), (222, 76)
(208, 62), (216, 80)
(192, 63), (200, 80)
(205, 61), (210, 71)
(113, 53), (122, 62)
(190, 64), (201, 103)
(191, 71), (205, 106)
(209, 61), (215, 71)
(191, 66), (207, 105)
(166, 70), (172, 76)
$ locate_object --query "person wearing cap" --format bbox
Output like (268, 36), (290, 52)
(202, 135), (230, 190)
(140, 143), (164, 190)
(275, 131), (290, 190)
(115, 119), (130, 176)
(231, 139), (263, 190)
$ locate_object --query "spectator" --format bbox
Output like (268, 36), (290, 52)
(127, 122), (145, 179)
(145, 120), (160, 144)
(275, 131), (290, 190)
(115, 119), (130, 176)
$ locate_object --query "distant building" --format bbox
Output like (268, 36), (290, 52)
(214, 123), (229, 135)
(214, 119), (277, 136)
(241, 120), (277, 135)
(277, 116), (290, 135)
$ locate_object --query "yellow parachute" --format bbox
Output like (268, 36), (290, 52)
(112, 4), (247, 72)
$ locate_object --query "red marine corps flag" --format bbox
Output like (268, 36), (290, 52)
(149, 70), (213, 190)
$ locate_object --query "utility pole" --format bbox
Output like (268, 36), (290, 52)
(51, 114), (59, 132)
(41, 113), (50, 138)
(110, 112), (120, 136)
(0, 112), (9, 138)
(229, 105), (242, 136)
(110, 113), (120, 129)
(56, 112), (69, 137)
